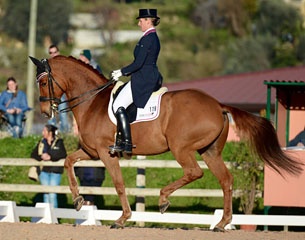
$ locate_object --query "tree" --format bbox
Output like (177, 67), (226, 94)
(217, 0), (256, 37)
(255, 0), (302, 41)
(296, 34), (305, 63)
(0, 0), (72, 44)
(94, 4), (121, 48)
(191, 0), (223, 31)
(191, 0), (257, 37)
(221, 37), (271, 74)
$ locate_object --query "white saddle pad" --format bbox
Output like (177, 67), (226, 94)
(108, 81), (168, 125)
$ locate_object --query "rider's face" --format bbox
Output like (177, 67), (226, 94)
(138, 18), (152, 32)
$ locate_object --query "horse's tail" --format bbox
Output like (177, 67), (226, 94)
(221, 104), (303, 176)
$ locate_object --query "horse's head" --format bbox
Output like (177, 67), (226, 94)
(30, 56), (65, 118)
(30, 55), (114, 119)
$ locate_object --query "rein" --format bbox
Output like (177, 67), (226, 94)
(59, 79), (115, 113)
(40, 59), (115, 115)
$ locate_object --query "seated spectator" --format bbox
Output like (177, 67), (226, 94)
(288, 128), (305, 147)
(0, 77), (30, 138)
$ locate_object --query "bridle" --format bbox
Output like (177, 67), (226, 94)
(38, 58), (115, 118)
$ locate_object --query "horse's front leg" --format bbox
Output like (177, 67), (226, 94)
(64, 149), (91, 211)
(101, 155), (132, 228)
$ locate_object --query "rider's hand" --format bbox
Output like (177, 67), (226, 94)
(111, 69), (122, 81)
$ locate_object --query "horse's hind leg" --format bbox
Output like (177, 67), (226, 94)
(198, 112), (233, 231)
(158, 150), (203, 213)
(202, 150), (233, 232)
(64, 149), (91, 211)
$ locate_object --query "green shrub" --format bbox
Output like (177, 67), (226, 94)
(226, 141), (264, 214)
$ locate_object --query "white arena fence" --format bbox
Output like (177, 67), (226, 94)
(0, 157), (305, 230)
(1, 201), (305, 230)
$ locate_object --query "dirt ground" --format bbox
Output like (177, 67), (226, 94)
(0, 222), (305, 240)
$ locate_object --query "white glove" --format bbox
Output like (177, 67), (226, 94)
(111, 69), (122, 81)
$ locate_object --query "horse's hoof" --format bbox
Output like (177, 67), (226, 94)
(159, 201), (170, 214)
(110, 223), (124, 229)
(73, 195), (84, 211)
(213, 226), (225, 232)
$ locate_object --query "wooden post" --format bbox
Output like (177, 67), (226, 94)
(136, 155), (146, 227)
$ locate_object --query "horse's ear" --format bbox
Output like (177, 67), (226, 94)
(29, 56), (43, 68)
(29, 56), (46, 77)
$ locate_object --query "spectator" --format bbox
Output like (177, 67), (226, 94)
(288, 128), (305, 147)
(72, 49), (103, 135)
(75, 164), (105, 206)
(48, 44), (60, 58)
(79, 49), (102, 73)
(0, 77), (30, 138)
(31, 124), (67, 208)
(48, 44), (71, 133)
(74, 49), (105, 206)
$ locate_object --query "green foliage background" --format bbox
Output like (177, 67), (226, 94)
(0, 0), (305, 90)
(0, 0), (72, 44)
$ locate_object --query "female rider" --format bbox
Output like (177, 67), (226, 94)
(109, 9), (163, 154)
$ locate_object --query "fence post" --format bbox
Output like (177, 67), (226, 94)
(136, 155), (146, 227)
(32, 203), (58, 224)
(0, 201), (19, 223)
(75, 205), (101, 226)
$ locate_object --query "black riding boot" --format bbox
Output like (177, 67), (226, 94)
(109, 107), (133, 154)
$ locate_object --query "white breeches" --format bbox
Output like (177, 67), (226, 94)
(112, 81), (133, 112)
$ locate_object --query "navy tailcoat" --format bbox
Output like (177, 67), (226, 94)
(121, 29), (162, 108)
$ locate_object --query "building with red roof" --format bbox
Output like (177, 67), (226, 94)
(165, 65), (305, 113)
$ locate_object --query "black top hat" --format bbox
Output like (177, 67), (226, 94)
(136, 9), (160, 19)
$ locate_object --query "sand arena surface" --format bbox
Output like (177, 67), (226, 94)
(0, 222), (305, 240)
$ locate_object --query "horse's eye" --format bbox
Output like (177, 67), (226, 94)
(40, 81), (47, 87)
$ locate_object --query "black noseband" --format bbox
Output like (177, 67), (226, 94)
(39, 96), (61, 103)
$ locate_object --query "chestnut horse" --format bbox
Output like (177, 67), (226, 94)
(30, 56), (302, 231)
